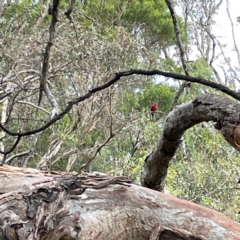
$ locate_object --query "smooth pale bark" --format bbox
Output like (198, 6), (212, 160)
(0, 165), (240, 240)
(141, 94), (240, 191)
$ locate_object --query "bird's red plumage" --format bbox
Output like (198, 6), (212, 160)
(150, 102), (158, 120)
(151, 102), (157, 112)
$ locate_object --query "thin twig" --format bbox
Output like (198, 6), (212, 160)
(226, 0), (240, 66)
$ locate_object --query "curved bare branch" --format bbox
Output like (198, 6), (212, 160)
(0, 69), (240, 156)
(141, 94), (240, 191)
(1, 69), (240, 136)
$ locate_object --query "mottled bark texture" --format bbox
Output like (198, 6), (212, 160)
(0, 165), (240, 240)
(141, 94), (240, 191)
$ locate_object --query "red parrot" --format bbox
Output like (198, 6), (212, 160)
(150, 102), (158, 120)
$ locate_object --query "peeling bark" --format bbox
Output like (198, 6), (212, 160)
(0, 165), (239, 240)
(141, 94), (240, 191)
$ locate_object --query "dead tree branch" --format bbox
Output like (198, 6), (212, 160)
(1, 69), (240, 158)
(141, 94), (240, 191)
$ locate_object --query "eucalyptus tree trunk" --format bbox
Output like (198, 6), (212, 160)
(0, 165), (239, 240)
